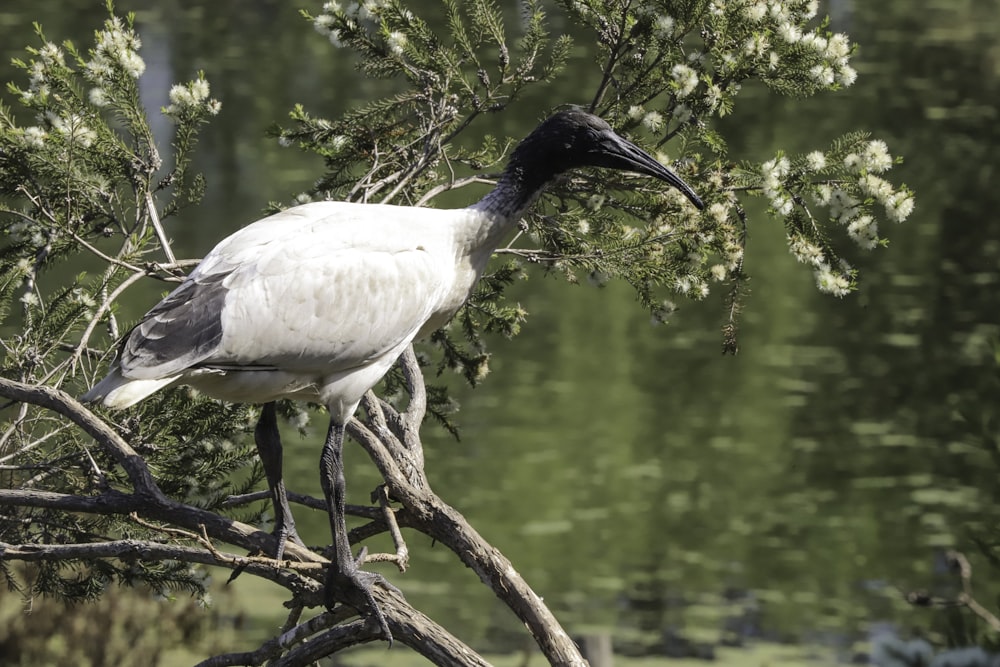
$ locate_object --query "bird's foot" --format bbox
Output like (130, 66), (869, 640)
(324, 546), (402, 645)
(228, 522), (306, 585)
(271, 521), (306, 564)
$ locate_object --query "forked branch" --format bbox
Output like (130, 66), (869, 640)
(0, 363), (584, 665)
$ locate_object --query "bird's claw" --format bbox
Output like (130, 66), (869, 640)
(271, 521), (305, 565)
(324, 550), (399, 645)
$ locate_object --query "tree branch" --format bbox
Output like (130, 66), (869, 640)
(0, 378), (166, 501)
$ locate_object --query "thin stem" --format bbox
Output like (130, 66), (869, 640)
(146, 192), (177, 265)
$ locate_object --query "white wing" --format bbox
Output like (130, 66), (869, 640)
(120, 202), (455, 380)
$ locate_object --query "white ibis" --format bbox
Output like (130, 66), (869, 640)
(83, 109), (704, 640)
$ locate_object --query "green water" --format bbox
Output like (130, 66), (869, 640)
(3, 0), (1000, 662)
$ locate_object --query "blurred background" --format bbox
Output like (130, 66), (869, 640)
(2, 1), (999, 665)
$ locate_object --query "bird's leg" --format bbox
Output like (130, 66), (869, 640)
(319, 419), (399, 643)
(254, 402), (305, 562)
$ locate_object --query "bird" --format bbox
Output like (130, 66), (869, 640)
(82, 108), (704, 641)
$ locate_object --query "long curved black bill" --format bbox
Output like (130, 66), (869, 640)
(597, 131), (705, 210)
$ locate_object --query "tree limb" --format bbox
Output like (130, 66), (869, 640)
(0, 378), (166, 502)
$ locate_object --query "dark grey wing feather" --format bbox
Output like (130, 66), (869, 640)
(119, 269), (230, 379)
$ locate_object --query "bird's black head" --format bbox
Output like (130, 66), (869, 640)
(507, 109), (704, 210)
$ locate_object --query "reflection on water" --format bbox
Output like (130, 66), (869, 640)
(3, 0), (1000, 662)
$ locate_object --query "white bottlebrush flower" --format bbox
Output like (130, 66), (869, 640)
(843, 152), (863, 173)
(768, 51), (781, 70)
(800, 33), (827, 54)
(771, 194), (793, 217)
(745, 34), (769, 58)
(710, 264), (728, 281)
(168, 83), (195, 108)
(164, 79), (220, 119)
(88, 87), (110, 107)
(825, 33), (851, 59)
(805, 150), (826, 171)
(859, 174), (893, 203)
(85, 57), (113, 85)
(862, 139), (893, 173)
(627, 105), (645, 121)
(705, 83), (723, 112)
(777, 22), (801, 43)
(707, 202), (729, 224)
(38, 42), (65, 66)
(20, 291), (40, 307)
(386, 31), (406, 56)
(810, 64), (835, 86)
(654, 15), (675, 38)
(743, 2), (768, 21)
(587, 193), (605, 211)
(761, 156), (790, 195)
(642, 111), (664, 132)
(190, 78), (211, 102)
(48, 112), (96, 148)
(829, 188), (858, 223)
(314, 14), (336, 34)
(885, 191), (915, 222)
(322, 1), (343, 12)
(672, 104), (692, 124)
(291, 407), (311, 430)
(836, 65), (858, 87)
(21, 126), (47, 148)
(118, 49), (146, 78)
(814, 264), (850, 296)
(801, 0), (819, 19)
(788, 235), (825, 267)
(357, 0), (381, 21)
(724, 240), (744, 271)
(763, 156), (790, 179)
(847, 215), (879, 249)
(813, 183), (832, 205)
(670, 64), (699, 98)
(77, 126), (97, 148)
(577, 219), (590, 235)
(92, 17), (145, 80)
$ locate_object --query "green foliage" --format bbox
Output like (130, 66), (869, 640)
(0, 4), (244, 608)
(0, 0), (915, 646)
(277, 0), (912, 372)
(0, 564), (236, 667)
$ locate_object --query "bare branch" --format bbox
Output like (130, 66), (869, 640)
(415, 175), (496, 207)
(949, 550), (1000, 633)
(146, 191), (177, 265)
(0, 537), (317, 591)
(362, 485), (408, 572)
(0, 378), (166, 500)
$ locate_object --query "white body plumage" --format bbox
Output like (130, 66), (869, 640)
(85, 200), (507, 422)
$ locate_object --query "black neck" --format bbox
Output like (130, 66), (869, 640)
(474, 152), (561, 220)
